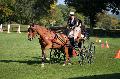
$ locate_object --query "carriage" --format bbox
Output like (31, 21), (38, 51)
(28, 24), (95, 67)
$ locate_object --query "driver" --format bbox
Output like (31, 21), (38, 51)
(67, 12), (82, 47)
(67, 12), (78, 30)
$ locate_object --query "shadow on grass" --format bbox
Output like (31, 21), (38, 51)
(68, 73), (120, 79)
(0, 60), (43, 65)
(0, 56), (65, 65)
(0, 57), (50, 65)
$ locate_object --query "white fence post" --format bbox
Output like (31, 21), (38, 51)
(7, 24), (10, 33)
(0, 24), (3, 32)
(17, 24), (21, 33)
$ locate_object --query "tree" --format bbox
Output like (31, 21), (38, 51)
(0, 0), (57, 24)
(111, 17), (119, 29)
(96, 12), (111, 29)
(0, 0), (15, 23)
(49, 2), (64, 26)
(58, 4), (70, 21)
(96, 12), (119, 29)
(13, 0), (37, 24)
(32, 0), (57, 22)
(65, 0), (120, 34)
(38, 1), (64, 27)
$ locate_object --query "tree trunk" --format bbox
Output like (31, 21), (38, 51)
(90, 18), (94, 36)
(90, 24), (93, 36)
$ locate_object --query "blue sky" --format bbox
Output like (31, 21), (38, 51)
(57, 0), (65, 4)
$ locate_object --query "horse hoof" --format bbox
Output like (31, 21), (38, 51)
(62, 64), (66, 66)
(41, 64), (44, 67)
(46, 58), (50, 61)
(68, 63), (72, 65)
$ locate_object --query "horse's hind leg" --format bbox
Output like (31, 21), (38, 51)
(63, 46), (70, 66)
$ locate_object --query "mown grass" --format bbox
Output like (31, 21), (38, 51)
(0, 33), (120, 79)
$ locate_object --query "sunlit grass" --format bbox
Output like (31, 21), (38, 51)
(0, 33), (120, 79)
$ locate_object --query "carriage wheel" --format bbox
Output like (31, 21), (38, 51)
(87, 42), (95, 64)
(79, 46), (90, 65)
(50, 48), (65, 64)
(78, 39), (88, 65)
(78, 41), (96, 65)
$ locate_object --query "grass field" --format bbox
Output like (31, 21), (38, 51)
(0, 32), (120, 79)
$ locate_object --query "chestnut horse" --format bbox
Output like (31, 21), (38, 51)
(28, 24), (70, 67)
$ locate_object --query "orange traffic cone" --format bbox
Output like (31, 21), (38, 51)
(101, 42), (105, 48)
(106, 41), (109, 48)
(114, 50), (120, 59)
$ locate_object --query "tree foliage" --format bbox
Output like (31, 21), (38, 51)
(96, 12), (119, 29)
(0, 0), (86, 27)
(0, 0), (15, 23)
(0, 0), (56, 24)
(65, 0), (120, 27)
(38, 1), (64, 27)
(111, 17), (119, 27)
(96, 12), (111, 29)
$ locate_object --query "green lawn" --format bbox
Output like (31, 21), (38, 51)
(0, 33), (120, 79)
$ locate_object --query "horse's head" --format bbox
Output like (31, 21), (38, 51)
(27, 24), (37, 41)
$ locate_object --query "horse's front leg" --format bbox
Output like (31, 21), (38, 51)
(41, 48), (46, 67)
(41, 46), (52, 67)
(38, 38), (46, 67)
(41, 42), (52, 66)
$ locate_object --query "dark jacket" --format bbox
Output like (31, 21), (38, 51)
(68, 17), (83, 27)
(67, 17), (77, 28)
